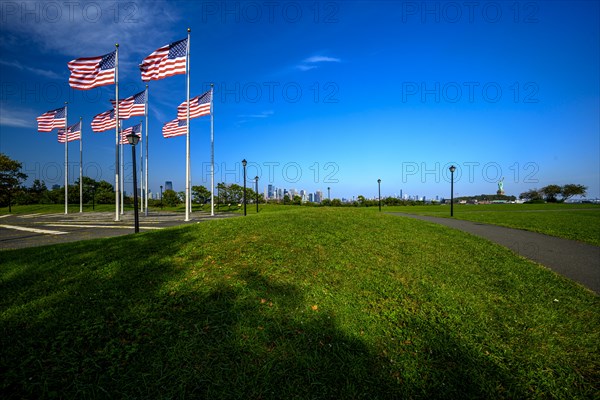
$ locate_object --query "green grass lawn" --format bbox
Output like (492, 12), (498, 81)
(1, 208), (598, 399)
(385, 203), (600, 246)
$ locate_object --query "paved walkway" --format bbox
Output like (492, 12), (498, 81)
(390, 213), (600, 294)
(0, 211), (238, 251)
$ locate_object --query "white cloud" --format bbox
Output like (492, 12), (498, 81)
(1, 1), (186, 70)
(0, 60), (62, 80)
(297, 65), (317, 71)
(297, 54), (341, 71)
(236, 110), (274, 126)
(303, 56), (341, 63)
(0, 105), (35, 128)
(238, 110), (274, 119)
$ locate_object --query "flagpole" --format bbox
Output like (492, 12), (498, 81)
(120, 123), (124, 215)
(140, 120), (144, 213)
(64, 102), (68, 215)
(185, 27), (191, 221)
(115, 43), (120, 221)
(145, 84), (149, 216)
(79, 116), (83, 213)
(210, 83), (215, 216)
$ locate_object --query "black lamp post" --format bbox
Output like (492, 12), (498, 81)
(449, 165), (456, 217)
(377, 179), (382, 212)
(327, 187), (331, 201)
(92, 183), (97, 211)
(160, 185), (163, 210)
(255, 176), (259, 213)
(126, 132), (140, 233)
(242, 159), (247, 216)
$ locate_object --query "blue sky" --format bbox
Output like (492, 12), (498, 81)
(1, 0), (598, 200)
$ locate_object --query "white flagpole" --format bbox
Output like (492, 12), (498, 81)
(144, 84), (149, 216)
(79, 116), (83, 213)
(139, 121), (143, 213)
(120, 123), (124, 215)
(210, 83), (215, 216)
(64, 102), (68, 215)
(115, 44), (120, 221)
(185, 28), (191, 221)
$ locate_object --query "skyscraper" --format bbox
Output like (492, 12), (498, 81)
(315, 190), (323, 203)
(267, 184), (274, 200)
(165, 181), (173, 191)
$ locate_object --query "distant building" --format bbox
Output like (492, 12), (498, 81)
(315, 190), (323, 203)
(268, 184), (275, 199)
(165, 181), (173, 191)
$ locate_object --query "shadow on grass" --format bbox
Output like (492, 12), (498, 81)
(2, 227), (518, 399)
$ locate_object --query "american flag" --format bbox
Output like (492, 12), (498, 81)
(177, 89), (212, 120)
(91, 109), (116, 132)
(68, 51), (116, 90)
(140, 38), (187, 81)
(110, 90), (146, 120)
(37, 107), (66, 132)
(162, 119), (187, 138)
(58, 120), (82, 143)
(120, 123), (142, 144)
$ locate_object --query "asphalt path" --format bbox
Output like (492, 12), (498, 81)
(0, 211), (238, 251)
(390, 213), (599, 294)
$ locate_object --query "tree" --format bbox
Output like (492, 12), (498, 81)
(519, 189), (543, 202)
(192, 185), (212, 204)
(95, 180), (115, 204)
(357, 195), (367, 206)
(561, 184), (587, 202)
(540, 185), (562, 203)
(0, 153), (28, 212)
(540, 184), (562, 202)
(163, 189), (180, 206)
(216, 182), (228, 205)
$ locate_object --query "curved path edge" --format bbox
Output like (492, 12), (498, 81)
(389, 213), (599, 294)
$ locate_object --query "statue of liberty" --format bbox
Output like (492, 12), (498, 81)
(497, 177), (505, 195)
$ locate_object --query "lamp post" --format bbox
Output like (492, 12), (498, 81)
(92, 183), (97, 211)
(126, 132), (140, 233)
(255, 176), (259, 213)
(449, 165), (456, 217)
(160, 185), (163, 210)
(242, 159), (247, 216)
(327, 187), (330, 201)
(377, 179), (382, 212)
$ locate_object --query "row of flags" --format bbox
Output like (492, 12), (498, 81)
(38, 40), (210, 138)
(34, 30), (215, 220)
(36, 34), (193, 134)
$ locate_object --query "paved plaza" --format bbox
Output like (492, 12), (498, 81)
(0, 211), (237, 250)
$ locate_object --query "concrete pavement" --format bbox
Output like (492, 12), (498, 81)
(0, 211), (238, 251)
